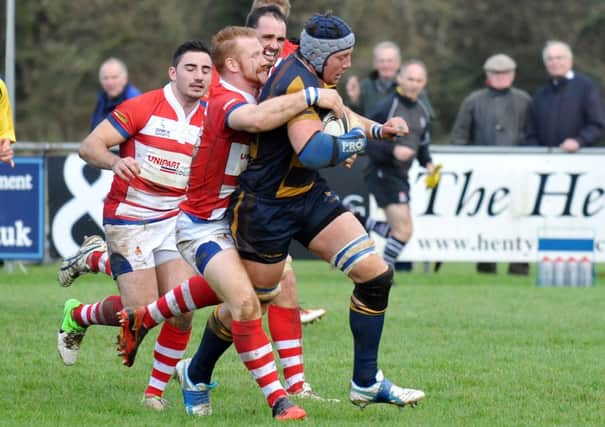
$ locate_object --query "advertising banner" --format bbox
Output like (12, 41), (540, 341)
(47, 154), (112, 258)
(44, 150), (604, 263)
(368, 152), (604, 262)
(0, 157), (44, 259)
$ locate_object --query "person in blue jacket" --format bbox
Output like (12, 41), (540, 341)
(90, 57), (140, 130)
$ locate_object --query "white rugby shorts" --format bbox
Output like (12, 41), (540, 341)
(104, 216), (180, 272)
(175, 212), (235, 275)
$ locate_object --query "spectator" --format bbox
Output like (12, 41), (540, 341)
(346, 41), (402, 116)
(0, 77), (16, 167)
(346, 41), (435, 121)
(451, 53), (531, 275)
(526, 40), (605, 151)
(90, 57), (140, 130)
(364, 60), (436, 270)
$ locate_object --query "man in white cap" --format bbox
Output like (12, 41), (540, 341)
(450, 53), (531, 275)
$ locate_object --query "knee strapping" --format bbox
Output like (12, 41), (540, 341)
(352, 266), (393, 312)
(254, 283), (282, 302)
(331, 234), (377, 274)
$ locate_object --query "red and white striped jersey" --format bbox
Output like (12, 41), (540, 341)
(180, 80), (255, 221)
(103, 83), (206, 224)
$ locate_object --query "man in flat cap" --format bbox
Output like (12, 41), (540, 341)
(450, 53), (531, 275)
(451, 53), (530, 147)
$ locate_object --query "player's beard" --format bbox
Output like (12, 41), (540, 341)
(256, 65), (270, 86)
(242, 60), (269, 88)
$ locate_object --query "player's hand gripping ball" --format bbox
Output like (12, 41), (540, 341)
(321, 111), (362, 169)
(322, 110), (350, 136)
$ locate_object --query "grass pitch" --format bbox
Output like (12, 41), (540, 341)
(1, 261), (604, 426)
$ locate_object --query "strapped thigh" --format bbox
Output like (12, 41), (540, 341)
(330, 234), (377, 275)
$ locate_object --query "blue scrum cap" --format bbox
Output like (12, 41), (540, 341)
(299, 14), (355, 76)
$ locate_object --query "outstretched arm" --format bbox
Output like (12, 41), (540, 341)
(347, 107), (408, 140)
(228, 88), (344, 133)
(288, 106), (410, 170)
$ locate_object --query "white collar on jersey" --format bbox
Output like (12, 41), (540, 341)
(163, 83), (200, 122)
(219, 78), (258, 105)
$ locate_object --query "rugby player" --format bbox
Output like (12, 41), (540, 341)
(56, 40), (214, 410)
(170, 8), (335, 415)
(118, 14), (425, 416)
(118, 26), (345, 420)
(247, 0), (328, 326)
(57, 7), (332, 413)
(229, 14), (426, 410)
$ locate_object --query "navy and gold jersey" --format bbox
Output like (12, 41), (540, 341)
(238, 53), (328, 199)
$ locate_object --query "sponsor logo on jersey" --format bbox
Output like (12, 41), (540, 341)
(147, 154), (181, 175)
(154, 120), (171, 138)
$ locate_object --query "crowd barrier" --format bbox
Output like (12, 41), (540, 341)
(2, 143), (603, 264)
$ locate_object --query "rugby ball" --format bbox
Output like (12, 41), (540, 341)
(322, 111), (350, 136)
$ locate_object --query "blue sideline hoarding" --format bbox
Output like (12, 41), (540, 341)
(0, 157), (44, 259)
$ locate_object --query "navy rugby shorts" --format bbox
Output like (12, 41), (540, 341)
(229, 179), (349, 264)
(365, 169), (411, 208)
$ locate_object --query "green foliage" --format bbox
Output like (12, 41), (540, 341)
(2, 1), (605, 142)
(1, 261), (604, 426)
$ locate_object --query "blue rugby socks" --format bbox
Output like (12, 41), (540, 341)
(349, 305), (385, 387)
(384, 236), (406, 266)
(188, 308), (232, 385)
